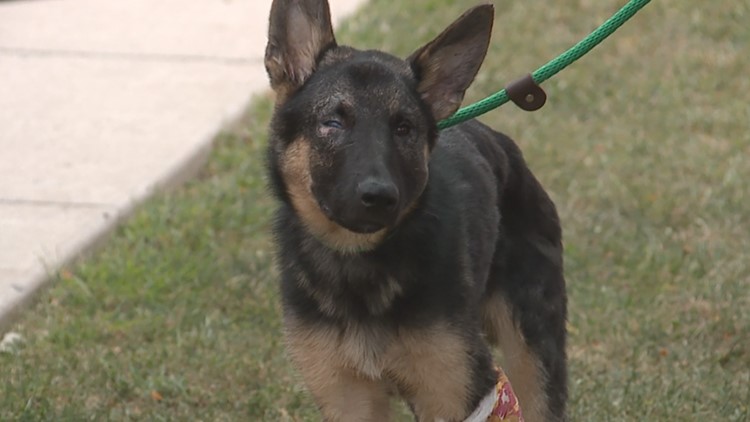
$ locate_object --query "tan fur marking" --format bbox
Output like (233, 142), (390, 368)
(482, 294), (549, 422)
(364, 276), (404, 316)
(280, 138), (386, 253)
(386, 325), (473, 421)
(295, 272), (338, 317)
(285, 317), (392, 421)
(286, 317), (477, 421)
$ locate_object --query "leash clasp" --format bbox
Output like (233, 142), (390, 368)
(505, 74), (546, 111)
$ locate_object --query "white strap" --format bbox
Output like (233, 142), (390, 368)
(462, 389), (498, 422)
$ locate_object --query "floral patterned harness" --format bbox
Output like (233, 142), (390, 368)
(463, 367), (524, 422)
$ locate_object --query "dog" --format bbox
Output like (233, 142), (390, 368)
(264, 1), (567, 420)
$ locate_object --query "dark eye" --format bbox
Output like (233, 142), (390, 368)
(394, 122), (412, 137)
(323, 119), (343, 129)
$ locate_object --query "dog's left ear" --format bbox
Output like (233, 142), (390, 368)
(408, 4), (494, 122)
(265, 0), (337, 100)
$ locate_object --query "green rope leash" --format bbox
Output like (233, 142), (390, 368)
(438, 0), (651, 130)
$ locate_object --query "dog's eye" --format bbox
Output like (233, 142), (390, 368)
(394, 122), (412, 137)
(322, 119), (344, 129)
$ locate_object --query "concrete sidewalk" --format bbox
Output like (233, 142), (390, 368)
(0, 0), (365, 329)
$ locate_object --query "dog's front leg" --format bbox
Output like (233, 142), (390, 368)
(304, 367), (391, 422)
(388, 323), (496, 422)
(284, 317), (391, 421)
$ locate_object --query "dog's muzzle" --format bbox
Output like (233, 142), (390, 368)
(319, 177), (400, 234)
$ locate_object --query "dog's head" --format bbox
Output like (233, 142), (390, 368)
(266, 0), (493, 252)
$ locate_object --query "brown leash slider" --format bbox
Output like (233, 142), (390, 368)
(505, 73), (546, 111)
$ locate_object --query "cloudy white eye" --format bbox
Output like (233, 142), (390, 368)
(323, 119), (343, 129)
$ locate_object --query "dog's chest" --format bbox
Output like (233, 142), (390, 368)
(298, 265), (406, 318)
(357, 275), (404, 316)
(336, 323), (395, 379)
(336, 285), (404, 378)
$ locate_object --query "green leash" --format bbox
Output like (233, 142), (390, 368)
(438, 0), (651, 130)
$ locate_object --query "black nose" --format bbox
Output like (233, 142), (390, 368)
(357, 179), (399, 210)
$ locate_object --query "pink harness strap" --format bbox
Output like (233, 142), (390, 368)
(464, 367), (524, 422)
(487, 368), (524, 422)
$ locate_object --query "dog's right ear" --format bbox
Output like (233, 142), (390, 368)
(265, 0), (337, 101)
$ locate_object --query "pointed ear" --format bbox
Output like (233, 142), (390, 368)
(265, 0), (337, 100)
(408, 4), (494, 121)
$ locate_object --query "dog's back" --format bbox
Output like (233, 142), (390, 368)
(448, 121), (568, 420)
(265, 1), (567, 420)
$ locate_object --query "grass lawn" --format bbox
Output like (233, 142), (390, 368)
(2, 0), (749, 420)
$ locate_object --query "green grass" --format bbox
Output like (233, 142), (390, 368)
(2, 0), (749, 420)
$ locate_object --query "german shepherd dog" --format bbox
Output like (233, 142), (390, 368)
(265, 1), (567, 420)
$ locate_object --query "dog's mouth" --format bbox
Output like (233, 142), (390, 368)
(344, 221), (386, 234)
(318, 200), (388, 234)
